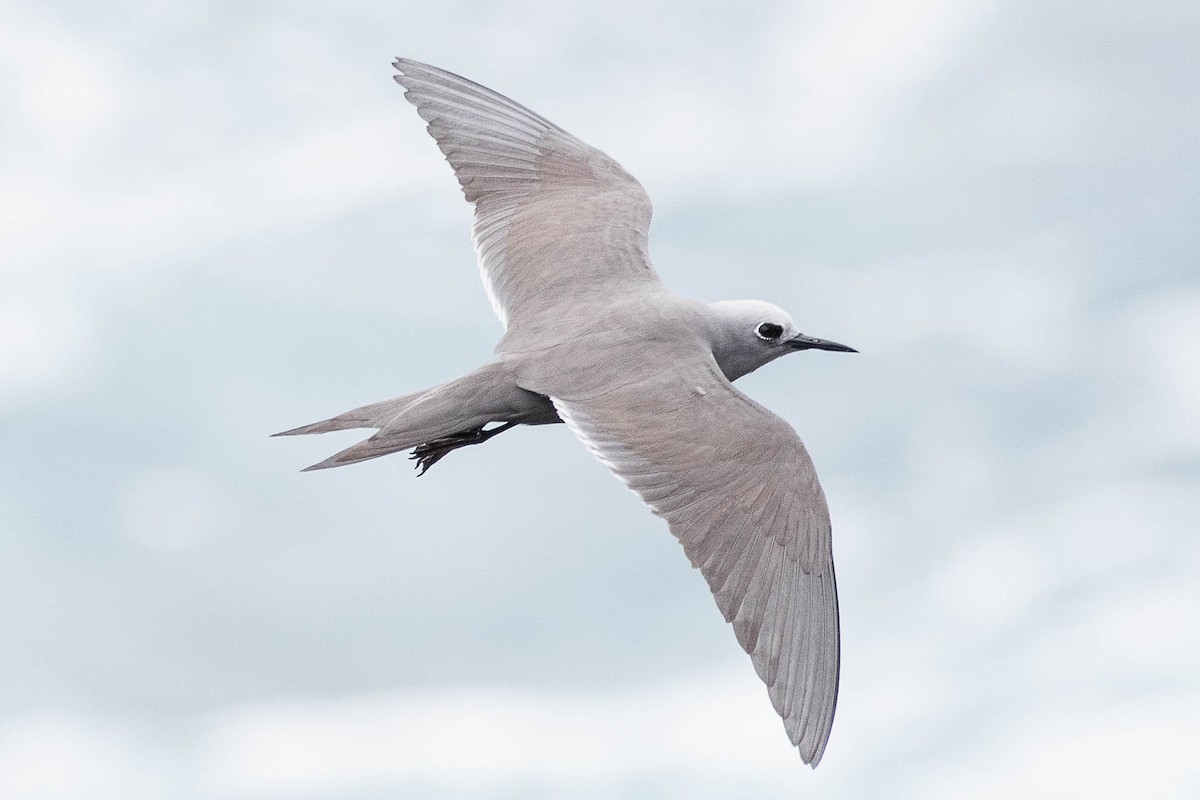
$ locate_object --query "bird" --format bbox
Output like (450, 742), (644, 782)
(275, 58), (856, 766)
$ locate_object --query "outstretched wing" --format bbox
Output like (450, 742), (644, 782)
(543, 350), (841, 766)
(393, 59), (662, 341)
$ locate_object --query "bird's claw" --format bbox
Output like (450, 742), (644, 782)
(410, 429), (482, 475)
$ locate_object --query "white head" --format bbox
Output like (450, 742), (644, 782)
(705, 300), (856, 382)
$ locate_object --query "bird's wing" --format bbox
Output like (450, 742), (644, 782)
(393, 59), (662, 338)
(536, 348), (840, 766)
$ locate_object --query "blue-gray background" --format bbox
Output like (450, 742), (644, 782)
(3, 1), (1198, 797)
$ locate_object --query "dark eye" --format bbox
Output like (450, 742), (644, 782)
(756, 322), (784, 341)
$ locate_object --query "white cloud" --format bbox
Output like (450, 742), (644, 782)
(765, 0), (1001, 183)
(1040, 480), (1199, 584)
(911, 695), (1200, 800)
(0, 291), (93, 402)
(195, 669), (799, 796)
(4, 111), (440, 280)
(119, 469), (236, 552)
(0, 669), (830, 799)
(0, 16), (454, 407)
(932, 534), (1051, 630)
(0, 7), (125, 158)
(841, 231), (1083, 368)
(1131, 290), (1200, 453)
(0, 715), (175, 800)
(973, 78), (1093, 164)
(544, 0), (1003, 198)
(1082, 580), (1200, 672)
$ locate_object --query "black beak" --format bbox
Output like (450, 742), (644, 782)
(788, 334), (858, 353)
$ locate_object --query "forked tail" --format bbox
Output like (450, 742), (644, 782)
(273, 361), (557, 472)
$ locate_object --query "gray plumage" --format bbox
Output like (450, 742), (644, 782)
(275, 58), (856, 766)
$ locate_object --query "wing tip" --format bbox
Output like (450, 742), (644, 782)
(800, 729), (831, 768)
(392, 57), (432, 88)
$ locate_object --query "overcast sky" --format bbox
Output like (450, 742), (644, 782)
(2, 1), (1199, 798)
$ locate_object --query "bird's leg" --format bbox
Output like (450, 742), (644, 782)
(410, 421), (518, 475)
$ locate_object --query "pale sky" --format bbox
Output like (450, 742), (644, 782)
(2, 1), (1199, 798)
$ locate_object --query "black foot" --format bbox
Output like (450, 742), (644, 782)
(410, 422), (517, 475)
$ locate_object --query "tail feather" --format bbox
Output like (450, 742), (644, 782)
(277, 361), (548, 472)
(300, 429), (427, 472)
(272, 391), (429, 437)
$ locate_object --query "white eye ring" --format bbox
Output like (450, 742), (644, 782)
(756, 322), (784, 341)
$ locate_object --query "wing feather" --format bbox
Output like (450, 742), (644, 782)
(546, 354), (840, 766)
(393, 59), (661, 338)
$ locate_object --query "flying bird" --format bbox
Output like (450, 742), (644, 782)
(276, 58), (856, 766)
